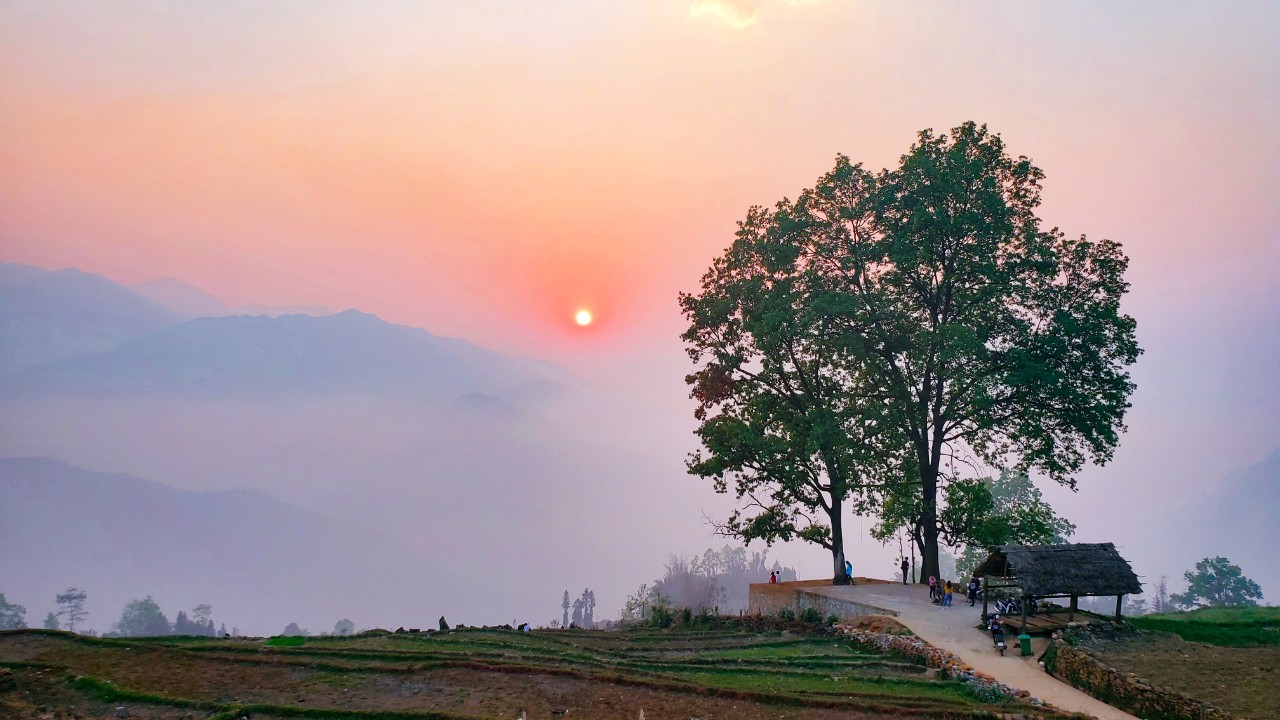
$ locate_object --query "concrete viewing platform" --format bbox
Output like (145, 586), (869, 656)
(749, 579), (1139, 720)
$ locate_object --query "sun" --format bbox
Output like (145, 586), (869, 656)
(575, 309), (593, 326)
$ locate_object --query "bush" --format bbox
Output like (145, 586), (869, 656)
(650, 606), (674, 629)
(777, 607), (796, 622)
(799, 607), (824, 623)
(826, 614), (840, 625)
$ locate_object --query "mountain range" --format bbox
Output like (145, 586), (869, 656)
(0, 263), (712, 630)
(0, 457), (481, 635)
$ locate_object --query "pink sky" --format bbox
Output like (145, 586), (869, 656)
(1, 1), (1278, 580)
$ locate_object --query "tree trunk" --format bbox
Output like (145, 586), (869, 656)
(918, 460), (940, 583)
(830, 498), (850, 585)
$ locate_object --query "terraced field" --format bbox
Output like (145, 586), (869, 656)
(1, 627), (1069, 719)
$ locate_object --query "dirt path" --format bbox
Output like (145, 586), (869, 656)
(810, 582), (1139, 720)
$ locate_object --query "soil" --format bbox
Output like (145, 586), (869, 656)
(1094, 630), (1280, 720)
(0, 631), (1017, 720)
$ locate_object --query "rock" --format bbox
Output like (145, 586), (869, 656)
(439, 616), (450, 631)
(114, 707), (129, 718)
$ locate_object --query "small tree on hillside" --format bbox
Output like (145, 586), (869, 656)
(116, 596), (171, 637)
(1151, 575), (1170, 614)
(920, 472), (1075, 580)
(44, 611), (60, 630)
(582, 589), (596, 628)
(281, 622), (307, 636)
(561, 591), (570, 629)
(1171, 557), (1263, 609)
(192, 604), (213, 632)
(333, 618), (355, 636)
(56, 588), (88, 633)
(0, 594), (27, 630)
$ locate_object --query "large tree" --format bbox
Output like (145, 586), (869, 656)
(682, 122), (1139, 582)
(1171, 557), (1264, 609)
(116, 596), (171, 637)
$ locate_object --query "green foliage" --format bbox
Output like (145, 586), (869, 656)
(649, 605), (674, 629)
(266, 635), (308, 647)
(115, 596), (171, 637)
(333, 618), (356, 636)
(777, 607), (796, 622)
(43, 611), (60, 630)
(0, 593), (27, 630)
(1170, 557), (1264, 609)
(681, 121), (1139, 581)
(799, 607), (824, 623)
(1130, 606), (1280, 647)
(939, 472), (1076, 578)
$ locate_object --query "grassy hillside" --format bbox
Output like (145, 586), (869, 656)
(0, 626), (1071, 719)
(1130, 606), (1280, 647)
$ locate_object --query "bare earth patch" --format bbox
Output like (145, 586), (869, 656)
(1097, 631), (1280, 720)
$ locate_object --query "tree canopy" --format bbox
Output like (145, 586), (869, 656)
(681, 122), (1139, 581)
(55, 587), (88, 633)
(116, 596), (171, 637)
(0, 593), (26, 630)
(1171, 557), (1264, 609)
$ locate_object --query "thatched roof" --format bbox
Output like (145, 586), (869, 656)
(973, 543), (1142, 597)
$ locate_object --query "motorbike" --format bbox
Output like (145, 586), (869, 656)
(988, 615), (1007, 656)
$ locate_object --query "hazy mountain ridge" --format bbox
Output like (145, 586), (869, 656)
(131, 276), (335, 320)
(0, 265), (181, 375)
(0, 456), (481, 635)
(0, 264), (714, 625)
(0, 308), (567, 401)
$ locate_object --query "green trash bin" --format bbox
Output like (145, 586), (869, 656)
(1018, 634), (1032, 656)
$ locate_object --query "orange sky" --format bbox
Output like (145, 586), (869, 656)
(1, 0), (1278, 595)
(1, 1), (1276, 394)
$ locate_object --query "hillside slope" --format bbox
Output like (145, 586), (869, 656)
(0, 457), (480, 635)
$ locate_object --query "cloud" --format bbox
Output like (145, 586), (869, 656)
(688, 0), (827, 30)
(688, 0), (762, 30)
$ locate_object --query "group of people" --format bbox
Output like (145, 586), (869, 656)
(927, 576), (981, 608)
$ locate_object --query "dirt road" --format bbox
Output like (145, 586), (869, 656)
(810, 582), (1140, 720)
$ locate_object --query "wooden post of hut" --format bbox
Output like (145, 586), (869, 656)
(1115, 594), (1124, 622)
(981, 576), (989, 618)
(1068, 595), (1077, 622)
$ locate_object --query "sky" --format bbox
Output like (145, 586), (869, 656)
(2, 0), (1279, 609)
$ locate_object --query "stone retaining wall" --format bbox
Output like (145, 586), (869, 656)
(839, 626), (1041, 706)
(1043, 638), (1237, 720)
(747, 582), (899, 620)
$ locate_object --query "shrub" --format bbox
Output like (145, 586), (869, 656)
(650, 606), (673, 629)
(826, 614), (840, 625)
(799, 607), (824, 623)
(777, 607), (796, 622)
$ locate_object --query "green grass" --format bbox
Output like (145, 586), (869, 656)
(1130, 606), (1280, 647)
(2, 624), (1063, 718)
(266, 635), (309, 647)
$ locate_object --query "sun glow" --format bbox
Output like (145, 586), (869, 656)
(575, 309), (593, 326)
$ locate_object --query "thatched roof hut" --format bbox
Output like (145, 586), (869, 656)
(973, 543), (1143, 625)
(974, 542), (1142, 597)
